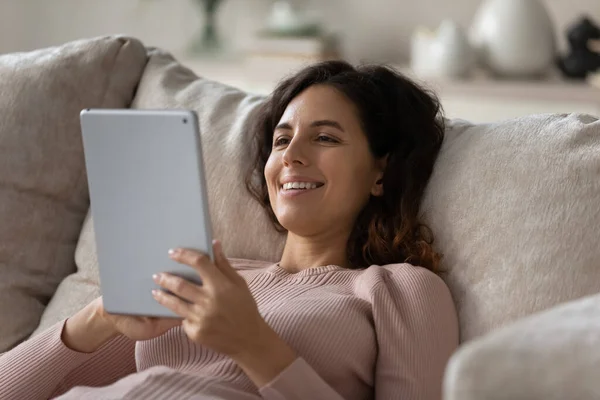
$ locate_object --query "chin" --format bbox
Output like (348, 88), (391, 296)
(276, 214), (321, 236)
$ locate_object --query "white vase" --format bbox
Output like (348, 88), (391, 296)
(470, 0), (556, 77)
(411, 20), (475, 79)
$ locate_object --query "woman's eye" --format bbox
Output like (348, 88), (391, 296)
(317, 135), (337, 143)
(274, 137), (290, 147)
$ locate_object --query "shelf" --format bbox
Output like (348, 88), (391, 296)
(402, 67), (600, 105)
(178, 57), (600, 122)
(181, 57), (598, 103)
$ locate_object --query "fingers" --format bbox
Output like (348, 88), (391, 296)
(169, 247), (223, 283)
(153, 273), (205, 304)
(152, 288), (195, 319)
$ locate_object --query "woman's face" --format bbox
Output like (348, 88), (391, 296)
(264, 84), (385, 236)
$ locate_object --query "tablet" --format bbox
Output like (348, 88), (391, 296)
(80, 109), (213, 318)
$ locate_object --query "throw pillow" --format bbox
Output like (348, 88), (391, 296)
(31, 211), (101, 336)
(0, 36), (147, 350)
(444, 292), (600, 399)
(421, 114), (600, 341)
(31, 47), (286, 333)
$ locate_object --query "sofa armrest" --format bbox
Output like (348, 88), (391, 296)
(443, 292), (600, 400)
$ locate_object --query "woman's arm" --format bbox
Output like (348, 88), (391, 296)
(257, 357), (346, 400)
(0, 317), (136, 400)
(372, 266), (459, 400)
(231, 324), (345, 400)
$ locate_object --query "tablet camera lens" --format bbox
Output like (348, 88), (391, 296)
(183, 118), (188, 124)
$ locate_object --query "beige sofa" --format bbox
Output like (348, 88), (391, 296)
(1, 35), (600, 399)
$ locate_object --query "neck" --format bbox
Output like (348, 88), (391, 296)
(278, 226), (352, 273)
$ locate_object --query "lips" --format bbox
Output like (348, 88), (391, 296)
(279, 184), (324, 198)
(277, 175), (325, 198)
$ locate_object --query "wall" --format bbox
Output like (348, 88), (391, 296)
(0, 0), (266, 56)
(1, 0), (599, 62)
(0, 1), (33, 53)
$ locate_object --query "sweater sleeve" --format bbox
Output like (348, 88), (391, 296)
(259, 357), (345, 400)
(373, 266), (459, 400)
(0, 318), (136, 400)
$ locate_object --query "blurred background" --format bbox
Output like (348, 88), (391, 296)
(1, 0), (598, 122)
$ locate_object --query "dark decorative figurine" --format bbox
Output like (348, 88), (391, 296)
(558, 16), (600, 79)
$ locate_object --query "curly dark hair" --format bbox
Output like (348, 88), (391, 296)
(245, 61), (444, 272)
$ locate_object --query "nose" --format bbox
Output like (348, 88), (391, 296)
(282, 135), (308, 167)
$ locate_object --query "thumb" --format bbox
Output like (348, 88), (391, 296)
(212, 240), (237, 279)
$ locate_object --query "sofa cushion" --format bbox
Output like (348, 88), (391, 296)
(130, 48), (286, 261)
(443, 292), (600, 400)
(0, 36), (147, 350)
(421, 114), (600, 341)
(32, 211), (102, 336)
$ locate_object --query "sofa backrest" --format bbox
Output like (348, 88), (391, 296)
(19, 38), (600, 346)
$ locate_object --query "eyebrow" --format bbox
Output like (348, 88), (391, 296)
(274, 119), (345, 132)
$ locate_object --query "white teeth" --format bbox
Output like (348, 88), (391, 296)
(282, 182), (320, 191)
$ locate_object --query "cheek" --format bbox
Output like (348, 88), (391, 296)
(327, 154), (375, 202)
(325, 153), (370, 188)
(264, 155), (279, 194)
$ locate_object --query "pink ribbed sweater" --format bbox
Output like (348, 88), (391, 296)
(0, 259), (458, 400)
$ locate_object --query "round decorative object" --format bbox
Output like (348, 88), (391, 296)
(411, 20), (475, 79)
(470, 0), (556, 77)
(264, 0), (321, 37)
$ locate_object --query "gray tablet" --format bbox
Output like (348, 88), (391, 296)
(80, 109), (213, 318)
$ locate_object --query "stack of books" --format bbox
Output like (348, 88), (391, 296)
(244, 32), (341, 75)
(589, 71), (600, 89)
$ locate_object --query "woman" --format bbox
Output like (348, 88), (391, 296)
(0, 61), (458, 399)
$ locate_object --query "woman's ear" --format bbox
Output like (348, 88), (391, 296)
(370, 155), (388, 197)
(371, 177), (384, 197)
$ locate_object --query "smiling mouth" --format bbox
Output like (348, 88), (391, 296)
(280, 182), (325, 192)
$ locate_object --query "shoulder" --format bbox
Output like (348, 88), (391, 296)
(357, 263), (451, 300)
(365, 265), (459, 398)
(382, 264), (452, 300)
(360, 264), (458, 330)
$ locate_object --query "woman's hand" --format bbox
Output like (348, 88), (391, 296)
(152, 240), (298, 387)
(96, 297), (182, 341)
(63, 297), (181, 353)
